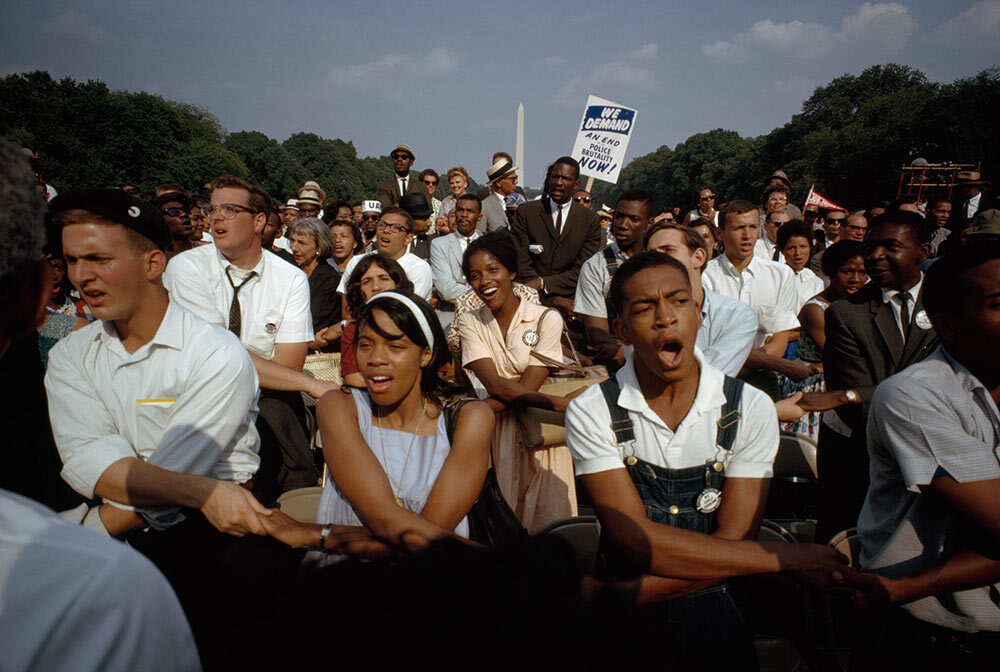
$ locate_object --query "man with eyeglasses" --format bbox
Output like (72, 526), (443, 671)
(572, 189), (594, 210)
(164, 175), (336, 504)
(683, 186), (719, 227)
(376, 143), (423, 208)
(842, 212), (868, 242)
(476, 152), (527, 201)
(336, 207), (434, 300)
(419, 168), (442, 225)
(154, 191), (194, 258)
(359, 200), (382, 253)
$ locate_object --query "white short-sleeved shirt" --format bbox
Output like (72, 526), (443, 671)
(858, 348), (1000, 633)
(337, 251), (434, 300)
(458, 298), (564, 379)
(574, 243), (629, 320)
(44, 301), (260, 529)
(0, 489), (202, 672)
(566, 348), (778, 476)
(702, 254), (800, 347)
(698, 289), (757, 377)
(753, 237), (784, 263)
(163, 245), (313, 359)
(791, 267), (825, 313)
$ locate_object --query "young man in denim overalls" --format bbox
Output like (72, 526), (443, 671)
(567, 251), (849, 668)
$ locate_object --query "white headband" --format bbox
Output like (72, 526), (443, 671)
(366, 291), (434, 349)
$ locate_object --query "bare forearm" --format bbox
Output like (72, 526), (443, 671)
(628, 574), (723, 604)
(884, 550), (1000, 605)
(95, 458), (216, 509)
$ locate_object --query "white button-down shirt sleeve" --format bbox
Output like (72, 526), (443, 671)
(697, 290), (757, 378)
(45, 305), (261, 515)
(573, 249), (612, 319)
(277, 270), (314, 344)
(44, 331), (137, 498)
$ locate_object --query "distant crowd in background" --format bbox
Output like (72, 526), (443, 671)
(2, 136), (999, 671)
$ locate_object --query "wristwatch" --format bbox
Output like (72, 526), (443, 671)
(844, 389), (861, 404)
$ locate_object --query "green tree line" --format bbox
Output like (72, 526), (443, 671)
(2, 65), (996, 210)
(590, 64), (1000, 213)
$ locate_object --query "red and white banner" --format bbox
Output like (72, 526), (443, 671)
(803, 185), (846, 212)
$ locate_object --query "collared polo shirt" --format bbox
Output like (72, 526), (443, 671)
(163, 245), (313, 359)
(45, 301), (261, 527)
(574, 242), (629, 320)
(859, 347), (1000, 632)
(702, 254), (800, 347)
(566, 348), (778, 476)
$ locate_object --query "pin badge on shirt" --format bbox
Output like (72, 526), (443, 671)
(914, 310), (931, 330)
(265, 322), (277, 334)
(522, 329), (539, 347)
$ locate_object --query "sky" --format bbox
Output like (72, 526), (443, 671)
(2, 1), (998, 188)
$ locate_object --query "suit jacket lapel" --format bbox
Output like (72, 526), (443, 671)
(900, 289), (934, 365)
(871, 294), (904, 366)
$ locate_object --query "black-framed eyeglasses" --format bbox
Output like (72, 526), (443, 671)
(391, 152), (413, 160)
(574, 196), (592, 203)
(161, 207), (189, 218)
(201, 203), (257, 220)
(377, 220), (410, 234)
(700, 195), (716, 201)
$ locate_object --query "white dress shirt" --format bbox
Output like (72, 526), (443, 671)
(549, 199), (572, 234)
(336, 250), (434, 300)
(753, 237), (784, 263)
(567, 348), (778, 476)
(44, 301), (260, 528)
(702, 254), (800, 348)
(880, 273), (924, 337)
(163, 246), (313, 359)
(697, 288), (758, 377)
(792, 267), (826, 312)
(573, 242), (629, 320)
(0, 489), (201, 672)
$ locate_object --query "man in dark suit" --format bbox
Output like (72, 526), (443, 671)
(511, 157), (602, 325)
(811, 210), (939, 541)
(376, 144), (424, 208)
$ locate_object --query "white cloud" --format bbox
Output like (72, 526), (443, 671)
(40, 11), (107, 44)
(325, 46), (459, 86)
(702, 3), (916, 62)
(929, 1), (1000, 48)
(591, 62), (657, 89)
(543, 55), (568, 67)
(622, 43), (658, 60)
(554, 76), (582, 103)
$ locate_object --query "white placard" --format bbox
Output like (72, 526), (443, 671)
(570, 94), (637, 184)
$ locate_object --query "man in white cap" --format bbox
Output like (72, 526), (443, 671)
(376, 144), (423, 208)
(359, 199), (382, 253)
(481, 157), (519, 232)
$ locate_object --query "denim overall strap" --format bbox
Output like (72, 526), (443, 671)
(716, 375), (744, 453)
(602, 246), (622, 323)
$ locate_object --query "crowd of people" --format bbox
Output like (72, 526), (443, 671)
(2, 135), (999, 671)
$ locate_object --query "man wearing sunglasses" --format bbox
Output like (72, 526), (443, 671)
(359, 200), (382, 253)
(419, 168), (442, 225)
(154, 191), (194, 257)
(164, 175), (339, 504)
(376, 143), (423, 208)
(336, 207), (433, 300)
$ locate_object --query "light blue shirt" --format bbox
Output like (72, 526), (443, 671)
(697, 288), (757, 377)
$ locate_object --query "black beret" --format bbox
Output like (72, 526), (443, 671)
(47, 188), (172, 251)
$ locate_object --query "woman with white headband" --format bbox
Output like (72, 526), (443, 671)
(261, 290), (494, 557)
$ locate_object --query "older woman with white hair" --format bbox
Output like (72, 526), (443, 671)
(287, 217), (342, 352)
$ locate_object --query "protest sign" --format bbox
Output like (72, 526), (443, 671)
(570, 95), (637, 184)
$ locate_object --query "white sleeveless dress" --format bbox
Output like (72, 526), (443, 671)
(313, 388), (470, 538)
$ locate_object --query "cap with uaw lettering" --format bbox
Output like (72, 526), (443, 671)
(47, 188), (172, 251)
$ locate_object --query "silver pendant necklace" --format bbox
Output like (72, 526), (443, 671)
(375, 396), (429, 509)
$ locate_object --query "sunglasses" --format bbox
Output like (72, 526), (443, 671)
(574, 196), (592, 203)
(391, 153), (413, 160)
(700, 195), (716, 201)
(361, 214), (380, 221)
(161, 207), (189, 218)
(422, 180), (438, 186)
